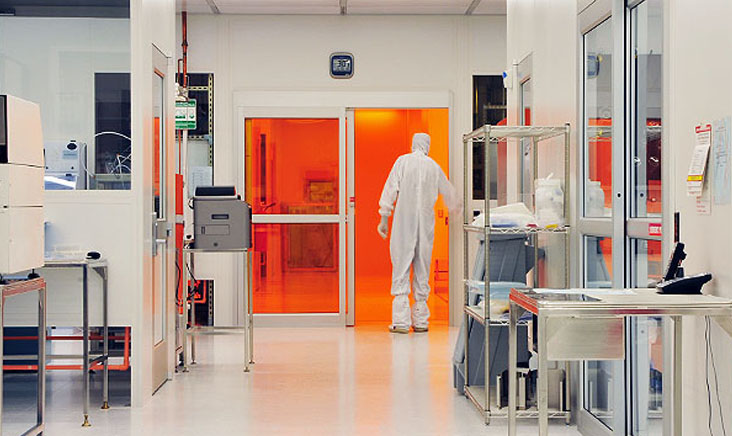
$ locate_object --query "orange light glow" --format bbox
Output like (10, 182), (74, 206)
(252, 223), (340, 313)
(246, 119), (339, 214)
(354, 109), (450, 324)
(246, 118), (341, 314)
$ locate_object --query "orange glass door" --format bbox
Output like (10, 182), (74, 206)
(347, 108), (450, 326)
(245, 113), (345, 321)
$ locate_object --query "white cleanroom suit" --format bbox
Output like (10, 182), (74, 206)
(378, 133), (461, 331)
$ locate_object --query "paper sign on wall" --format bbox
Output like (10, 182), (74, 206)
(696, 184), (712, 215)
(712, 117), (731, 205)
(687, 124), (712, 197)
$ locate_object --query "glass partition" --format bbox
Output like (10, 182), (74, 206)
(583, 18), (613, 218)
(0, 8), (131, 190)
(631, 0), (663, 219)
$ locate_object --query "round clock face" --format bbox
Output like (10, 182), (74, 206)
(330, 53), (354, 79)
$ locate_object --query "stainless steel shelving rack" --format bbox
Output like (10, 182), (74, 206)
(462, 124), (572, 424)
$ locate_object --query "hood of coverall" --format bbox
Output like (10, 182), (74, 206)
(411, 133), (431, 155)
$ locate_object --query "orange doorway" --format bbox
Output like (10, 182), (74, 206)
(246, 118), (341, 314)
(353, 108), (450, 325)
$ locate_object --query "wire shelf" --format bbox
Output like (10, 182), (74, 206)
(463, 225), (570, 235)
(463, 125), (569, 143)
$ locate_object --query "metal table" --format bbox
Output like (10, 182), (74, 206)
(181, 247), (252, 373)
(0, 277), (47, 436)
(42, 259), (109, 427)
(507, 288), (732, 436)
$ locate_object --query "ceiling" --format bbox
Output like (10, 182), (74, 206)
(176, 0), (506, 15)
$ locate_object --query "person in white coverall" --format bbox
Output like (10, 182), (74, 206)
(377, 133), (461, 334)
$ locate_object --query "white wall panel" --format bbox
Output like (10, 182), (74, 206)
(177, 14), (507, 326)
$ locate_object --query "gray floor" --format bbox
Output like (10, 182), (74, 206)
(4, 326), (582, 435)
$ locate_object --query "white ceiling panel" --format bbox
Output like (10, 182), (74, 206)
(348, 0), (470, 15)
(176, 0), (507, 15)
(472, 0), (506, 14)
(177, 0), (217, 14)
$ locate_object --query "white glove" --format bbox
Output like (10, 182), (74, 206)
(377, 216), (389, 240)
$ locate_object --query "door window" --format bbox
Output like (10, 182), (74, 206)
(583, 18), (613, 218)
(631, 0), (663, 219)
(245, 118), (341, 314)
(153, 70), (165, 346)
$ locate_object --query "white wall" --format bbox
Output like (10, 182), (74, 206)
(506, 0), (578, 288)
(507, 0), (732, 434)
(667, 0), (732, 433)
(0, 2), (177, 407)
(179, 13), (507, 326)
(0, 18), (135, 328)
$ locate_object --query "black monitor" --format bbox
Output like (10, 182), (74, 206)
(663, 242), (687, 281)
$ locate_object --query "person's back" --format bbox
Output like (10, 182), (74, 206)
(378, 133), (460, 333)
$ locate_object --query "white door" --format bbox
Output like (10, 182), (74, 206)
(242, 108), (347, 326)
(151, 47), (172, 392)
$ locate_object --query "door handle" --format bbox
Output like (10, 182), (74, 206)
(152, 213), (171, 255)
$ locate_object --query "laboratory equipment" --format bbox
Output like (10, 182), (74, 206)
(193, 186), (252, 250)
(656, 242), (713, 294)
(0, 95), (44, 274)
(44, 140), (88, 190)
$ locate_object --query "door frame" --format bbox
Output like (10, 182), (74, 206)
(233, 91), (454, 327)
(238, 106), (347, 327)
(576, 0), (666, 434)
(151, 45), (173, 393)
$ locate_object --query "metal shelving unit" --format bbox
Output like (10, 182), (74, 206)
(462, 124), (572, 424)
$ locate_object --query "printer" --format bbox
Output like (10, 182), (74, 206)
(0, 95), (44, 274)
(193, 186), (251, 250)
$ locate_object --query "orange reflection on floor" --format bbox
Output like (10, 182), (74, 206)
(354, 109), (450, 324)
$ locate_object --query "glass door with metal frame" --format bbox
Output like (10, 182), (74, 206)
(577, 0), (664, 435)
(627, 1), (664, 434)
(244, 109), (347, 325)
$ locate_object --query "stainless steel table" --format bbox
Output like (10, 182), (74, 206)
(42, 259), (109, 427)
(181, 247), (252, 373)
(0, 277), (47, 436)
(507, 288), (732, 436)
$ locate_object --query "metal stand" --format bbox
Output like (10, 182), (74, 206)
(508, 288), (732, 436)
(43, 259), (110, 426)
(461, 125), (572, 424)
(0, 277), (47, 436)
(180, 247), (251, 372)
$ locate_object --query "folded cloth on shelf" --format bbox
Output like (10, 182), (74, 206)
(471, 202), (536, 239)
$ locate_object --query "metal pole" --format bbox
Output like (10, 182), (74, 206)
(243, 251), (250, 373)
(191, 254), (197, 365)
(181, 250), (190, 372)
(508, 301), (518, 436)
(538, 314), (549, 436)
(463, 135), (470, 400)
(0, 294), (4, 431)
(483, 127), (491, 423)
(82, 265), (91, 427)
(248, 250), (254, 364)
(102, 267), (109, 410)
(37, 282), (47, 431)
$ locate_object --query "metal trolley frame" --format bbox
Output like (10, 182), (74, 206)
(180, 247), (253, 373)
(461, 124), (572, 424)
(0, 277), (47, 436)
